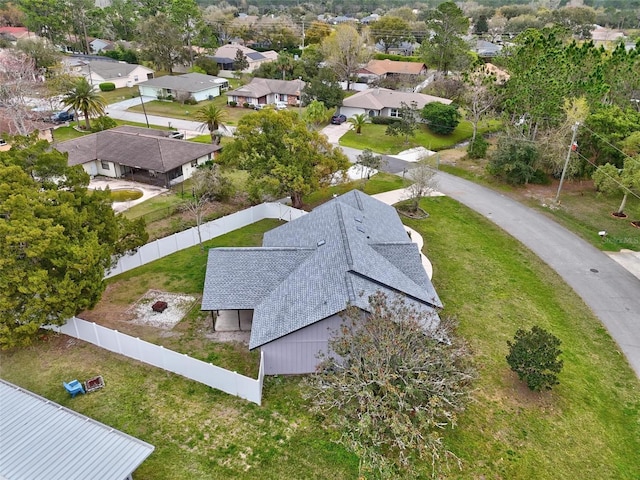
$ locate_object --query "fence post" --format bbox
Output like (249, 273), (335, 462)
(93, 322), (101, 347)
(73, 318), (80, 338)
(115, 330), (122, 355)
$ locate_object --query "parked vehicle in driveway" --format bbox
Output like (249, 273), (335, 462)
(51, 110), (75, 123)
(330, 114), (347, 125)
(168, 131), (184, 139)
(275, 102), (287, 110)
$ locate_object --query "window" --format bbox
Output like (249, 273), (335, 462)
(134, 75), (139, 81)
(101, 161), (110, 170)
(390, 109), (400, 118)
(191, 160), (198, 168)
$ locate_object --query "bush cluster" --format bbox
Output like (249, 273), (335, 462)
(371, 116), (400, 125)
(98, 82), (116, 92)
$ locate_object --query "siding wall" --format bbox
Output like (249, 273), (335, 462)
(261, 314), (344, 375)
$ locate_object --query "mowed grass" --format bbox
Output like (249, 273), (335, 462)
(1, 198), (638, 478)
(129, 96), (252, 125)
(339, 119), (501, 155)
(534, 188), (640, 252)
(405, 196), (640, 479)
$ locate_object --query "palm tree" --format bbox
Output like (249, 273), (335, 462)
(348, 113), (370, 134)
(62, 78), (106, 131)
(194, 104), (228, 145)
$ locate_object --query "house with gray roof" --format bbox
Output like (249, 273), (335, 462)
(56, 126), (219, 187)
(79, 60), (155, 89)
(226, 77), (305, 108)
(210, 44), (278, 73)
(137, 73), (229, 102)
(339, 87), (452, 120)
(202, 191), (441, 375)
(0, 378), (154, 480)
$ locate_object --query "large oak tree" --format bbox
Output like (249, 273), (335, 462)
(219, 109), (349, 209)
(0, 137), (147, 348)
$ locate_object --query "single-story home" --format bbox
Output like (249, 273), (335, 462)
(209, 44), (278, 73)
(137, 72), (228, 102)
(473, 40), (503, 59)
(339, 87), (452, 119)
(0, 26), (37, 42)
(358, 59), (427, 81)
(226, 78), (304, 108)
(89, 37), (114, 53)
(201, 191), (442, 375)
(0, 378), (154, 480)
(55, 126), (219, 187)
(79, 60), (155, 89)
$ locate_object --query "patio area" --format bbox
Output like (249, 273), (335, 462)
(88, 176), (167, 213)
(213, 310), (254, 332)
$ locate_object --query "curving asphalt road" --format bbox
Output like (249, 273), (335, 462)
(434, 171), (640, 378)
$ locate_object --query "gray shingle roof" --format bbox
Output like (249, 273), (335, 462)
(56, 126), (218, 173)
(201, 191), (442, 349)
(342, 87), (451, 110)
(0, 379), (154, 480)
(84, 60), (152, 80)
(137, 72), (225, 93)
(227, 77), (304, 99)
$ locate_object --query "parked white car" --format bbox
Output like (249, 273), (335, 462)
(275, 102), (287, 110)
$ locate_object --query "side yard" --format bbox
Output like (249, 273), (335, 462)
(1, 197), (638, 479)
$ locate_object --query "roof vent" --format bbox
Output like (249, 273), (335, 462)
(354, 216), (362, 223)
(317, 240), (326, 247)
(356, 226), (365, 233)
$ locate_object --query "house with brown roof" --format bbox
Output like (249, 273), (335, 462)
(226, 77), (305, 108)
(358, 59), (427, 81)
(339, 88), (451, 119)
(55, 126), (219, 187)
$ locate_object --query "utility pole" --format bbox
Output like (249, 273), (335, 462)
(555, 122), (579, 204)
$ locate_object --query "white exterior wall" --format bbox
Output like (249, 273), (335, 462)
(180, 153), (211, 180)
(81, 160), (121, 178)
(138, 85), (161, 98)
(261, 314), (344, 375)
(339, 106), (368, 118)
(192, 87), (220, 102)
(81, 162), (98, 177)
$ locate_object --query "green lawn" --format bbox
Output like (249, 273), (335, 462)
(340, 119), (501, 155)
(2, 197), (638, 479)
(100, 86), (140, 105)
(129, 96), (253, 125)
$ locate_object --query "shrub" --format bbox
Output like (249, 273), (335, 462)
(228, 101), (237, 107)
(90, 115), (117, 132)
(99, 82), (116, 92)
(487, 136), (546, 185)
(421, 102), (461, 135)
(506, 326), (563, 392)
(183, 96), (198, 105)
(371, 116), (400, 125)
(467, 136), (488, 159)
(166, 94), (174, 101)
(243, 102), (250, 108)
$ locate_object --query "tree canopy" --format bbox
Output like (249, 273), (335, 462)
(305, 292), (473, 478)
(218, 109), (349, 208)
(0, 137), (147, 348)
(420, 1), (471, 75)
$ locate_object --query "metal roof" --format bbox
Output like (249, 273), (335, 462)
(0, 378), (154, 480)
(201, 191), (442, 349)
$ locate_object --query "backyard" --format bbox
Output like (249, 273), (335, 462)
(1, 196), (638, 479)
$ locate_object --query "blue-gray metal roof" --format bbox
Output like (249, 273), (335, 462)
(201, 190), (442, 349)
(0, 379), (154, 480)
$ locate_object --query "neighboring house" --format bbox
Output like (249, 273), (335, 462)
(79, 60), (155, 89)
(591, 26), (626, 48)
(360, 13), (380, 24)
(0, 26), (37, 43)
(358, 59), (427, 81)
(226, 77), (305, 107)
(89, 38), (114, 53)
(210, 44), (278, 73)
(137, 72), (228, 102)
(201, 191), (442, 375)
(339, 87), (451, 119)
(473, 40), (503, 59)
(0, 378), (154, 480)
(0, 108), (55, 143)
(55, 126), (219, 187)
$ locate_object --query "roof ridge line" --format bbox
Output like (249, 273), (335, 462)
(348, 270), (440, 309)
(336, 204), (353, 269)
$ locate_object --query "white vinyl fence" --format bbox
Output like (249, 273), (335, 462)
(107, 202), (307, 278)
(50, 317), (265, 405)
